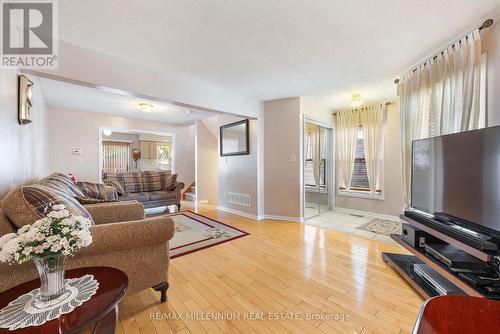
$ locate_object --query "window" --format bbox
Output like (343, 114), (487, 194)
(350, 129), (370, 190)
(339, 128), (382, 195)
(102, 141), (130, 173)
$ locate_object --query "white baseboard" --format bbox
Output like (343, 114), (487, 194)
(261, 215), (304, 223)
(333, 206), (400, 221)
(216, 207), (304, 223)
(196, 199), (209, 204)
(217, 206), (259, 221)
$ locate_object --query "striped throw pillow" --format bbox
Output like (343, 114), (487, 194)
(163, 174), (177, 191)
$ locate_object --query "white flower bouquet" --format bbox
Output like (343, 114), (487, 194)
(0, 204), (93, 302)
(0, 204), (92, 264)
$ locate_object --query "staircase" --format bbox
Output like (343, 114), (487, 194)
(183, 183), (196, 202)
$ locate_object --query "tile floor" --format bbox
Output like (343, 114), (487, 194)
(305, 209), (401, 246)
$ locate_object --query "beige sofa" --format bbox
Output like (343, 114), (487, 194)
(103, 171), (185, 210)
(0, 174), (175, 302)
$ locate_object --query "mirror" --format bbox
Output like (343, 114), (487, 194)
(220, 119), (249, 156)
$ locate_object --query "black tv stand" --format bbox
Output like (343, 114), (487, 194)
(404, 211), (498, 252)
(382, 214), (500, 300)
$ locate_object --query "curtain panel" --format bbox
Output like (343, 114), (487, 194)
(336, 109), (359, 190)
(361, 104), (387, 193)
(398, 29), (484, 209)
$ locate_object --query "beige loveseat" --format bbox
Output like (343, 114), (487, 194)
(103, 171), (185, 210)
(0, 173), (174, 302)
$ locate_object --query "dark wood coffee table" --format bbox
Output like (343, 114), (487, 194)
(413, 295), (500, 334)
(0, 266), (128, 334)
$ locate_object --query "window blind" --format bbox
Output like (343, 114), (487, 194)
(102, 141), (131, 173)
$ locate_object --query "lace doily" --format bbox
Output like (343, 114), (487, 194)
(0, 274), (99, 330)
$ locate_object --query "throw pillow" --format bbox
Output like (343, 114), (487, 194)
(141, 170), (167, 192)
(163, 173), (177, 191)
(43, 173), (85, 197)
(77, 181), (107, 199)
(1, 185), (94, 228)
(103, 180), (126, 196)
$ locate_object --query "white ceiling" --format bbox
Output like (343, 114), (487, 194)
(38, 78), (217, 125)
(58, 0), (500, 109)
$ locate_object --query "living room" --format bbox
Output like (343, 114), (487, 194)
(1, 1), (500, 333)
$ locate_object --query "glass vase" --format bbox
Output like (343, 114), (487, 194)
(33, 255), (67, 302)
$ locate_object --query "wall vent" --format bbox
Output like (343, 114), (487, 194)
(227, 192), (251, 207)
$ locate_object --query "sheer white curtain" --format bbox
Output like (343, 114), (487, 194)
(308, 124), (321, 186)
(336, 109), (359, 189)
(361, 104), (386, 193)
(398, 29), (484, 208)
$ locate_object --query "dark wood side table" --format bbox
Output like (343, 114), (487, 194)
(413, 295), (500, 334)
(0, 266), (128, 334)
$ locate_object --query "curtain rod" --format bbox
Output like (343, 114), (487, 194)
(393, 18), (493, 84)
(332, 101), (391, 114)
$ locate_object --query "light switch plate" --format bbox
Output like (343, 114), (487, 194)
(288, 154), (297, 162)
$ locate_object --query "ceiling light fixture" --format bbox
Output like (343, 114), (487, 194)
(185, 110), (192, 114)
(138, 103), (154, 113)
(351, 94), (363, 108)
(103, 129), (112, 136)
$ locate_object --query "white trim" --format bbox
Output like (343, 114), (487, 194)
(262, 215), (304, 223)
(217, 206), (260, 221)
(337, 189), (385, 201)
(216, 206), (304, 223)
(333, 206), (400, 221)
(101, 139), (133, 143)
(197, 199), (209, 204)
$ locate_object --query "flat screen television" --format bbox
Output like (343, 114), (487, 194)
(411, 126), (500, 238)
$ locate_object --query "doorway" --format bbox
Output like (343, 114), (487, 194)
(304, 121), (332, 219)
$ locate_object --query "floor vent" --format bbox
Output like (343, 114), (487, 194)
(227, 192), (251, 207)
(350, 213), (365, 218)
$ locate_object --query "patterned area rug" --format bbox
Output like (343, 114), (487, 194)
(357, 218), (402, 236)
(150, 211), (249, 258)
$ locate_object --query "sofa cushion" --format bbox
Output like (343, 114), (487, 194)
(39, 173), (85, 197)
(120, 192), (150, 202)
(75, 196), (118, 205)
(141, 170), (168, 192)
(149, 190), (177, 201)
(1, 185), (93, 228)
(103, 180), (126, 196)
(163, 173), (177, 191)
(103, 171), (143, 193)
(77, 181), (107, 199)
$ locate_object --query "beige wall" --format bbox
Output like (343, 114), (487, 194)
(0, 72), (50, 197)
(263, 98), (301, 218)
(334, 101), (404, 216)
(196, 120), (218, 204)
(48, 108), (195, 186)
(217, 115), (259, 217)
(300, 96), (334, 126)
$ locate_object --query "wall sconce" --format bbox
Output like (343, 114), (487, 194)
(351, 93), (363, 108)
(18, 75), (33, 124)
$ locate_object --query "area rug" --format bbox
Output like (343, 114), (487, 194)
(149, 211), (249, 258)
(357, 218), (402, 236)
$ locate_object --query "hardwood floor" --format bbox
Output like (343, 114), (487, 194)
(114, 205), (422, 334)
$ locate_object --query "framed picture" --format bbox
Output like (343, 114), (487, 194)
(18, 75), (33, 124)
(220, 119), (249, 156)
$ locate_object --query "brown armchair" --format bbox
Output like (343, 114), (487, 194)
(0, 201), (174, 302)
